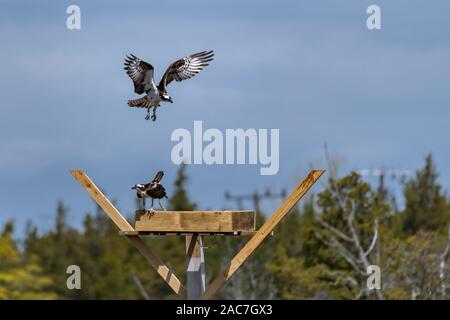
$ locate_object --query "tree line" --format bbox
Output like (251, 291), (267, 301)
(0, 156), (449, 299)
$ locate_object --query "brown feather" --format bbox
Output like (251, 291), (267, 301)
(158, 50), (214, 94)
(127, 96), (151, 108)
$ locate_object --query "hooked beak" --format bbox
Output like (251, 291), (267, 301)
(169, 98), (173, 103)
(131, 186), (136, 190)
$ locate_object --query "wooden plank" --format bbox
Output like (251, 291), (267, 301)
(135, 210), (256, 233)
(200, 169), (325, 300)
(118, 231), (140, 236)
(70, 170), (185, 297)
(126, 235), (185, 297)
(71, 170), (134, 232)
(120, 231), (258, 236)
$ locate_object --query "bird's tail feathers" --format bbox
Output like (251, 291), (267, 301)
(127, 97), (151, 108)
(152, 171), (164, 183)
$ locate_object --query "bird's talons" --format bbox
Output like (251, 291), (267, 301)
(150, 108), (157, 121)
(145, 114), (151, 120)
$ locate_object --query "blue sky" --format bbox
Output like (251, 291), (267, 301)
(1, 0), (449, 235)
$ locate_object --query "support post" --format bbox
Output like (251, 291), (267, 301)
(186, 234), (206, 300)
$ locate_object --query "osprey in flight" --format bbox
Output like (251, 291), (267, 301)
(124, 50), (214, 121)
(132, 171), (168, 212)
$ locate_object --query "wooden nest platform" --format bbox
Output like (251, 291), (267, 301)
(70, 169), (325, 300)
(125, 210), (256, 235)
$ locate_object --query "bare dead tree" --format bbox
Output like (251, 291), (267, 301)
(317, 212), (381, 299)
(319, 144), (383, 300)
(395, 231), (448, 300)
(439, 223), (450, 299)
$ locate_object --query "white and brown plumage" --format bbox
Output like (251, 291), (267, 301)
(124, 51), (214, 121)
(132, 171), (168, 211)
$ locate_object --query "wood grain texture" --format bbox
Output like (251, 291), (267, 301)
(71, 170), (134, 232)
(70, 170), (185, 297)
(119, 231), (257, 236)
(135, 210), (256, 233)
(200, 169), (325, 300)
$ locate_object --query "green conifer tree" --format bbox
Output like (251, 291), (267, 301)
(402, 154), (450, 235)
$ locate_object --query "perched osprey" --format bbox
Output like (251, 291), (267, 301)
(132, 171), (168, 212)
(124, 50), (214, 121)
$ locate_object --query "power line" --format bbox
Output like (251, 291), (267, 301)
(224, 188), (287, 213)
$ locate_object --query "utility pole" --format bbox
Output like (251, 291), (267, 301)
(225, 188), (287, 213)
(359, 168), (411, 213)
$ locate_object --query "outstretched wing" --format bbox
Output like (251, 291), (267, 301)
(158, 50), (214, 92)
(124, 54), (155, 94)
(152, 171), (164, 183)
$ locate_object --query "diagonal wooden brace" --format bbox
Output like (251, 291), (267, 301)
(200, 169), (325, 300)
(70, 170), (186, 297)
